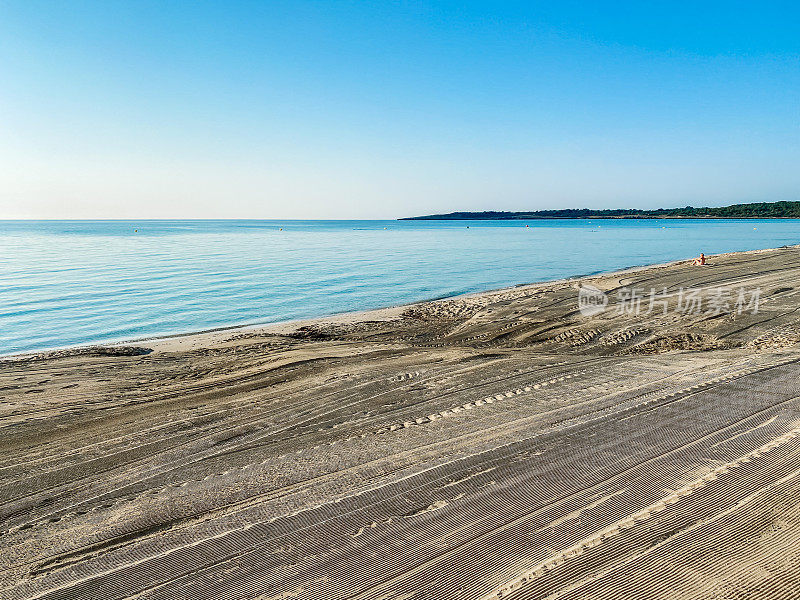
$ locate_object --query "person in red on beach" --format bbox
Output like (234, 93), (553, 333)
(692, 253), (706, 266)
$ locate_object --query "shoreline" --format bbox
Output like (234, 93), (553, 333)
(5, 242), (800, 597)
(8, 243), (797, 361)
(0, 254), (690, 360)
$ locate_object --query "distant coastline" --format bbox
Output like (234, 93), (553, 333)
(401, 200), (800, 220)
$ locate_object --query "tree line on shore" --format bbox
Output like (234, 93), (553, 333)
(403, 201), (800, 220)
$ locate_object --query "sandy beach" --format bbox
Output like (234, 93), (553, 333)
(3, 244), (800, 599)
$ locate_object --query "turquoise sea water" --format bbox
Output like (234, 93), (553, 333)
(1, 219), (799, 355)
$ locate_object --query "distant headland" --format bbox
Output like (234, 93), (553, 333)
(401, 200), (800, 220)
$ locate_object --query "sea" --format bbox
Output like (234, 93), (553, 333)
(2, 218), (799, 355)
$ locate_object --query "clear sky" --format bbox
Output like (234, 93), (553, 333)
(1, 1), (798, 219)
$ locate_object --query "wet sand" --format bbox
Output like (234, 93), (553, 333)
(3, 245), (800, 599)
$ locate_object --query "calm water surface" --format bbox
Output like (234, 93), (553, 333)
(1, 219), (799, 355)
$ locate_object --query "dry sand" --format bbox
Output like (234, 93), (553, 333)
(3, 245), (800, 599)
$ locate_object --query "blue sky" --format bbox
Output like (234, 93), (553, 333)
(1, 1), (798, 218)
